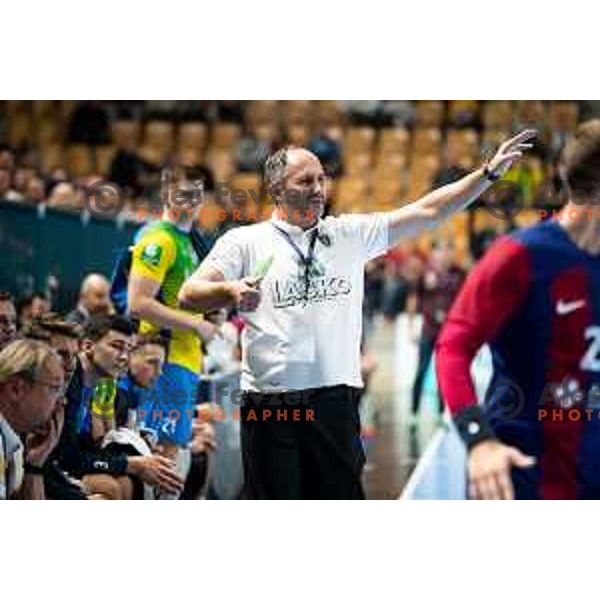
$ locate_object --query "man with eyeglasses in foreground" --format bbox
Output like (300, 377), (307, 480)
(0, 339), (65, 499)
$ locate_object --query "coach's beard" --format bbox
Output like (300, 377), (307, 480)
(281, 193), (324, 229)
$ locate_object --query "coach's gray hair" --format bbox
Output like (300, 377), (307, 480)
(263, 147), (292, 201)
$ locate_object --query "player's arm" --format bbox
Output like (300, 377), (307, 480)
(386, 130), (536, 246)
(127, 234), (215, 341)
(128, 275), (214, 340)
(435, 236), (535, 500)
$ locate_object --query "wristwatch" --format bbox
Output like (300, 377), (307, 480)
(483, 163), (501, 182)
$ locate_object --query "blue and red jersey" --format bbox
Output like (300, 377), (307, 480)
(436, 219), (600, 499)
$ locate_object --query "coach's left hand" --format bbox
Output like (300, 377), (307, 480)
(486, 129), (537, 177)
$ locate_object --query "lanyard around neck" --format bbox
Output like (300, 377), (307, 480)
(271, 224), (319, 269)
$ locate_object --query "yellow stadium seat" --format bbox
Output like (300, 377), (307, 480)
(8, 113), (32, 147)
(139, 145), (164, 167)
(412, 128), (441, 156)
(482, 101), (514, 131)
(285, 100), (313, 126)
(111, 120), (140, 148)
(211, 123), (241, 149)
(516, 101), (546, 129)
(37, 119), (62, 149)
(334, 177), (370, 214)
(549, 101), (578, 132)
(344, 152), (373, 178)
(446, 128), (479, 165)
(415, 101), (445, 128)
(144, 121), (175, 152)
(378, 128), (410, 157)
(345, 127), (376, 154)
(287, 124), (311, 146)
(247, 101), (280, 127)
(176, 147), (204, 166)
(67, 145), (93, 177)
(206, 149), (235, 182)
(178, 122), (208, 151)
(95, 146), (116, 174)
(40, 144), (65, 173)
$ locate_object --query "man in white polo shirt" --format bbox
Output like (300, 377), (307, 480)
(179, 131), (534, 499)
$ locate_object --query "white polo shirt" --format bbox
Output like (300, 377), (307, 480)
(202, 212), (393, 392)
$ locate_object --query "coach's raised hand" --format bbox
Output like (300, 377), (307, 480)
(386, 129), (537, 245)
(485, 129), (537, 177)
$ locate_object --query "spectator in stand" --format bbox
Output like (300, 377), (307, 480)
(308, 127), (341, 178)
(52, 314), (184, 499)
(214, 100), (244, 124)
(67, 273), (113, 327)
(109, 130), (145, 197)
(68, 101), (110, 145)
(409, 242), (465, 423)
(25, 175), (46, 204)
(381, 101), (416, 128)
(0, 292), (17, 350)
(0, 339), (65, 499)
(0, 145), (15, 170)
(47, 181), (80, 211)
(0, 165), (23, 202)
(235, 131), (270, 172)
(343, 100), (382, 126)
(17, 293), (51, 329)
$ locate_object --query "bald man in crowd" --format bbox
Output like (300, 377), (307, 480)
(179, 132), (535, 499)
(67, 273), (113, 326)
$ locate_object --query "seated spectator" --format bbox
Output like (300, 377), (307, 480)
(0, 165), (23, 202)
(25, 175), (46, 204)
(0, 145), (15, 171)
(47, 181), (80, 211)
(0, 339), (65, 499)
(109, 134), (145, 197)
(0, 292), (17, 350)
(53, 314), (183, 499)
(235, 133), (270, 172)
(380, 100), (416, 128)
(17, 293), (51, 329)
(68, 101), (110, 145)
(67, 273), (113, 327)
(308, 128), (341, 177)
(343, 100), (382, 126)
(13, 166), (36, 197)
(214, 100), (244, 124)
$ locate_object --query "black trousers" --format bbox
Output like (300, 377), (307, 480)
(240, 385), (365, 500)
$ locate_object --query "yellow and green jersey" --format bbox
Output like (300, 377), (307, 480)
(130, 220), (202, 373)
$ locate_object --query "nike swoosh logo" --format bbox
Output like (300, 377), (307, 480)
(556, 299), (586, 315)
